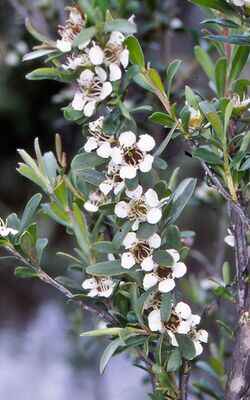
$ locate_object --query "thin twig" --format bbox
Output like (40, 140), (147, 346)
(179, 360), (191, 400)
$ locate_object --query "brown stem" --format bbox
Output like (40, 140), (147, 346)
(179, 360), (191, 400)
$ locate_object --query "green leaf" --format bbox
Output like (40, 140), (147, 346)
(98, 202), (115, 215)
(194, 46), (215, 83)
(185, 86), (199, 110)
(112, 220), (133, 250)
(224, 100), (234, 134)
(137, 222), (158, 240)
(124, 36), (144, 68)
(130, 283), (144, 326)
(153, 250), (174, 266)
(167, 348), (182, 372)
(100, 338), (123, 374)
(63, 105), (86, 123)
(208, 34), (250, 46)
(80, 327), (124, 337)
(71, 152), (105, 172)
(192, 147), (224, 165)
(20, 231), (38, 265)
(104, 19), (137, 34)
(213, 285), (233, 301)
(154, 121), (179, 158)
(216, 320), (234, 339)
(160, 293), (172, 322)
(201, 18), (241, 29)
(73, 26), (98, 47)
(193, 381), (224, 399)
(86, 260), (124, 276)
(176, 334), (196, 360)
(77, 168), (106, 186)
(36, 238), (48, 265)
(215, 58), (227, 97)
(166, 59), (182, 97)
(55, 276), (82, 290)
(149, 112), (174, 126)
(19, 193), (42, 234)
(42, 203), (72, 228)
(25, 19), (56, 46)
(191, 0), (235, 14)
(229, 46), (250, 86)
(54, 179), (68, 209)
(14, 267), (38, 279)
(72, 203), (90, 263)
(163, 178), (196, 228)
(163, 226), (181, 250)
(148, 68), (166, 96)
(78, 0), (96, 24)
(92, 241), (116, 253)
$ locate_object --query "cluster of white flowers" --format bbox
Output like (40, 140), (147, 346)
(148, 301), (208, 356)
(56, 7), (131, 117)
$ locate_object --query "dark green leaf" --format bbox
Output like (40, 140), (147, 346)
(124, 36), (144, 68)
(137, 222), (158, 240)
(191, 0), (235, 15)
(55, 276), (82, 290)
(166, 59), (182, 96)
(229, 47), (250, 86)
(25, 19), (56, 46)
(71, 152), (105, 172)
(201, 18), (241, 29)
(92, 241), (116, 253)
(149, 112), (174, 126)
(14, 267), (38, 279)
(153, 250), (174, 266)
(100, 338), (124, 374)
(192, 147), (224, 165)
(167, 348), (182, 372)
(19, 193), (42, 234)
(77, 169), (106, 185)
(86, 260), (124, 276)
(160, 293), (172, 322)
(215, 58), (227, 97)
(176, 334), (196, 360)
(194, 46), (215, 83)
(20, 231), (38, 265)
(112, 220), (133, 250)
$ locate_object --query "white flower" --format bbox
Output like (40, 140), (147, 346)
(57, 7), (86, 52)
(84, 189), (106, 213)
(82, 276), (115, 297)
(72, 67), (112, 116)
(62, 53), (90, 70)
(121, 232), (161, 270)
(232, 0), (250, 6)
(88, 44), (105, 65)
(113, 132), (155, 180)
(99, 161), (125, 195)
(103, 31), (129, 81)
(224, 228), (235, 247)
(115, 186), (166, 229)
(231, 94), (250, 115)
(143, 249), (187, 292)
(0, 218), (18, 237)
(148, 302), (208, 356)
(84, 116), (116, 158)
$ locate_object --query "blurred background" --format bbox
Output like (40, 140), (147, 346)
(0, 1), (237, 399)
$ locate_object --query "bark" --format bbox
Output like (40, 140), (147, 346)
(225, 212), (250, 400)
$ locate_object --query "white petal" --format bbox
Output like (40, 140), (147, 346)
(147, 208), (162, 224)
(158, 278), (175, 293)
(115, 201), (130, 218)
(100, 81), (113, 100)
(232, 0), (244, 5)
(89, 45), (104, 65)
(96, 142), (112, 158)
(175, 302), (192, 320)
(72, 92), (85, 111)
(114, 181), (125, 194)
(100, 287), (113, 298)
(79, 69), (94, 85)
(121, 252), (135, 269)
(145, 189), (159, 207)
(178, 321), (191, 334)
(148, 309), (162, 332)
(132, 220), (140, 231)
(109, 63), (122, 81)
(84, 201), (99, 212)
(111, 147), (123, 165)
(84, 137), (98, 153)
(95, 66), (107, 81)
(193, 340), (203, 356)
(120, 165), (137, 180)
(137, 134), (155, 152)
(108, 31), (125, 45)
(84, 101), (96, 116)
(196, 329), (208, 343)
(172, 262), (187, 278)
(224, 235), (235, 247)
(141, 256), (155, 272)
(99, 180), (113, 195)
(166, 249), (180, 263)
(148, 233), (161, 249)
(57, 39), (72, 52)
(143, 273), (158, 289)
(82, 278), (97, 290)
(139, 154), (154, 173)
(120, 49), (129, 68)
(119, 131), (136, 147)
(126, 185), (143, 199)
(189, 314), (201, 327)
(123, 232), (137, 248)
(89, 116), (104, 132)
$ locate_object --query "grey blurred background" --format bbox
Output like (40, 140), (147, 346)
(0, 1), (236, 399)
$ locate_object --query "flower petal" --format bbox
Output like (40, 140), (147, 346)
(100, 81), (113, 100)
(82, 277), (97, 290)
(99, 180), (113, 195)
(148, 309), (162, 332)
(148, 233), (161, 249)
(158, 278), (175, 293)
(72, 92), (85, 111)
(95, 66), (107, 81)
(123, 232), (137, 248)
(84, 101), (96, 116)
(172, 262), (187, 278)
(120, 165), (137, 180)
(96, 142), (112, 158)
(141, 256), (155, 272)
(120, 49), (129, 68)
(137, 134), (155, 152)
(121, 252), (135, 269)
(109, 63), (122, 81)
(147, 208), (162, 224)
(115, 201), (130, 218)
(57, 39), (72, 52)
(119, 131), (136, 147)
(145, 189), (159, 207)
(139, 154), (154, 173)
(84, 137), (98, 153)
(84, 201), (99, 213)
(143, 272), (158, 289)
(126, 185), (143, 199)
(193, 340), (203, 356)
(175, 302), (192, 320)
(196, 329), (208, 343)
(89, 45), (104, 65)
(166, 249), (180, 263)
(177, 321), (191, 334)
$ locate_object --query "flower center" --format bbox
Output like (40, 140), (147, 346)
(86, 77), (104, 100)
(157, 267), (173, 279)
(104, 44), (121, 64)
(132, 242), (151, 262)
(124, 147), (143, 166)
(164, 314), (180, 333)
(128, 199), (148, 220)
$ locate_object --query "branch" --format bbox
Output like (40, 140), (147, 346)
(179, 360), (191, 400)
